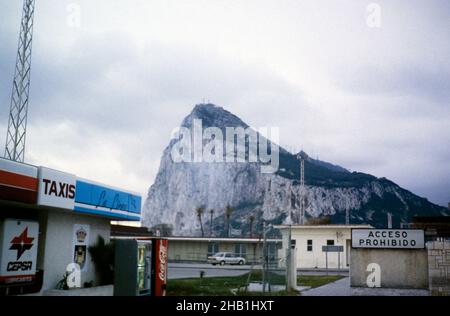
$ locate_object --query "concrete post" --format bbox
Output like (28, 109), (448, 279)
(262, 222), (267, 293)
(286, 248), (297, 291)
(286, 228), (297, 291)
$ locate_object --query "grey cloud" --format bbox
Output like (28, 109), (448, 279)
(0, 0), (449, 207)
(332, 64), (450, 104)
(12, 30), (304, 132)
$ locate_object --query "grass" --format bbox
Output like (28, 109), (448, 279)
(298, 275), (344, 288)
(166, 270), (344, 296)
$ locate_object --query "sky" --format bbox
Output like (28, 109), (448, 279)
(0, 0), (449, 206)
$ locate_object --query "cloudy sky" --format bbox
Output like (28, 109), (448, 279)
(0, 0), (449, 206)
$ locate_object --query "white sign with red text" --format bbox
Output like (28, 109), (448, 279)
(0, 219), (39, 283)
(37, 167), (76, 210)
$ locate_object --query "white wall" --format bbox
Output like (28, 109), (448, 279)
(40, 210), (110, 291)
(279, 227), (352, 269)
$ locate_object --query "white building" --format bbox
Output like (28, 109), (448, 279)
(275, 225), (371, 270)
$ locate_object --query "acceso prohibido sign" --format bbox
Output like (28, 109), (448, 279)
(352, 229), (425, 249)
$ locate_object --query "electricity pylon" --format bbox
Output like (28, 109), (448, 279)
(4, 0), (36, 162)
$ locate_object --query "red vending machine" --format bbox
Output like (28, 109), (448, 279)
(151, 238), (168, 296)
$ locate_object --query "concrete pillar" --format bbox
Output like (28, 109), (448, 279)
(286, 248), (297, 291)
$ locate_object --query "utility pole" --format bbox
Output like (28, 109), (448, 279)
(286, 225), (291, 288)
(262, 221), (267, 293)
(209, 209), (214, 237)
(345, 209), (350, 225)
(287, 181), (294, 223)
(261, 222), (273, 293)
(4, 0), (36, 162)
(387, 212), (392, 229)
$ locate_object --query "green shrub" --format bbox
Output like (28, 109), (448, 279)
(88, 236), (115, 285)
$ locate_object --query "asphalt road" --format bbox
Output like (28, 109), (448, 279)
(168, 263), (349, 280)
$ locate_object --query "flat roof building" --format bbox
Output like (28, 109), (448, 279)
(275, 224), (371, 270)
(110, 226), (281, 264)
(411, 216), (450, 240)
(164, 236), (281, 264)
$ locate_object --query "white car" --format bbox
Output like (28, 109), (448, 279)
(207, 252), (246, 266)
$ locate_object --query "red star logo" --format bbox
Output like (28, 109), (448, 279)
(10, 227), (34, 260)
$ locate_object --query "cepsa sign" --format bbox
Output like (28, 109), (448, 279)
(0, 219), (39, 283)
(37, 167), (76, 210)
(352, 229), (425, 249)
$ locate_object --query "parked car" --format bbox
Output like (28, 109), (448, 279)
(207, 252), (246, 266)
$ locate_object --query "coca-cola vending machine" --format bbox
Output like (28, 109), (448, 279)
(114, 238), (168, 296)
(151, 238), (168, 296)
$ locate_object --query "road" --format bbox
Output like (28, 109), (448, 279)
(168, 263), (349, 280)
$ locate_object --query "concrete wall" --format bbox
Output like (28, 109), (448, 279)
(350, 248), (429, 289)
(40, 210), (110, 291)
(169, 240), (208, 261)
(279, 227), (352, 269)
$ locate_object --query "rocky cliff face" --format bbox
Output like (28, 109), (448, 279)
(143, 104), (448, 236)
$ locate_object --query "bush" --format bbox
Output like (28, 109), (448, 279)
(88, 236), (115, 285)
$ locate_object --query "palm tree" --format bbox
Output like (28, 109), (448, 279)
(209, 209), (214, 237)
(249, 215), (255, 238)
(196, 206), (205, 237)
(225, 205), (233, 237)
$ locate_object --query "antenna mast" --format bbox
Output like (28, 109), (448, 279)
(296, 153), (305, 225)
(300, 156), (305, 225)
(4, 0), (36, 162)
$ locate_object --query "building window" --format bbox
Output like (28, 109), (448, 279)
(307, 240), (313, 252)
(234, 244), (247, 258)
(327, 240), (335, 246)
(208, 243), (219, 256)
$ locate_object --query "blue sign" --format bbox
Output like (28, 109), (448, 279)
(74, 180), (141, 221)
